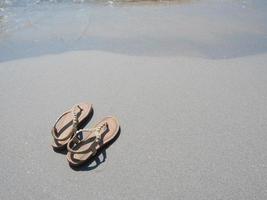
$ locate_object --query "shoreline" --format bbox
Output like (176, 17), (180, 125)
(1, 1), (267, 62)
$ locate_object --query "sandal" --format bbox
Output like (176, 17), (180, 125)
(66, 116), (120, 166)
(51, 102), (93, 150)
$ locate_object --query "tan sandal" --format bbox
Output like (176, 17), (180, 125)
(66, 116), (120, 167)
(51, 102), (93, 150)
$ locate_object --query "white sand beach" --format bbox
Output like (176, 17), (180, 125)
(1, 51), (267, 199)
(0, 0), (267, 199)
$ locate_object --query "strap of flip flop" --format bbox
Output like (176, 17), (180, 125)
(67, 122), (108, 154)
(51, 104), (81, 141)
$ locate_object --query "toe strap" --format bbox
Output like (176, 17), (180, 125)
(67, 123), (108, 154)
(51, 104), (82, 141)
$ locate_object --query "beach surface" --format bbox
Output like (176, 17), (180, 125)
(1, 51), (267, 199)
(1, 0), (267, 200)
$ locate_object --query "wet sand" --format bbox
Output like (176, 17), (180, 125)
(1, 0), (267, 61)
(1, 0), (267, 200)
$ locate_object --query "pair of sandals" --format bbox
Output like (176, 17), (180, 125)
(51, 102), (120, 167)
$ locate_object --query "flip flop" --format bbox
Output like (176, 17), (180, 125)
(51, 102), (93, 150)
(66, 116), (120, 167)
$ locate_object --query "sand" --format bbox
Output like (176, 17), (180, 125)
(1, 0), (267, 199)
(0, 51), (267, 199)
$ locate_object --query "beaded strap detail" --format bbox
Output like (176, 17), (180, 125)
(67, 122), (108, 154)
(51, 104), (82, 141)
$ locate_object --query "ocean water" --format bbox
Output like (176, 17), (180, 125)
(0, 0), (267, 61)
